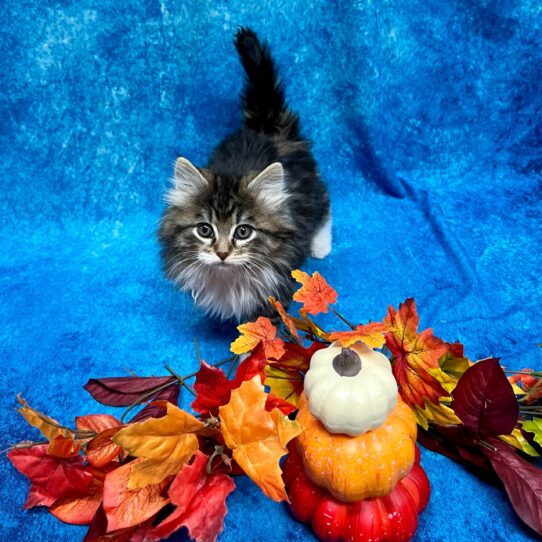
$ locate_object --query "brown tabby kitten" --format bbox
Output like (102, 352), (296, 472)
(158, 28), (331, 321)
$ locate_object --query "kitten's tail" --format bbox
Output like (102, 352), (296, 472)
(234, 27), (300, 139)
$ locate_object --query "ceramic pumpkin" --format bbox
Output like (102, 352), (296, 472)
(296, 392), (417, 501)
(283, 443), (430, 542)
(304, 342), (398, 436)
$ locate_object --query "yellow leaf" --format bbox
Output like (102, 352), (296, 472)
(219, 376), (303, 502)
(499, 427), (540, 457)
(17, 395), (79, 457)
(413, 398), (461, 430)
(113, 401), (203, 489)
(264, 366), (302, 408)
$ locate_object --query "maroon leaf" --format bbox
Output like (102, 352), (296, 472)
(483, 438), (542, 535)
(8, 445), (93, 501)
(148, 451), (236, 542)
(451, 358), (518, 438)
(130, 383), (181, 423)
(83, 376), (176, 407)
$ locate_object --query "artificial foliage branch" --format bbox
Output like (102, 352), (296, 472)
(6, 269), (542, 540)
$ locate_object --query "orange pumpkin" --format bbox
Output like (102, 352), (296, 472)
(296, 392), (417, 502)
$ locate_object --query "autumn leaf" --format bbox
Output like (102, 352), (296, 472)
(103, 459), (170, 532)
(47, 436), (82, 458)
(16, 396), (79, 457)
(219, 376), (302, 502)
(86, 427), (123, 468)
(230, 317), (285, 360)
(451, 358), (518, 438)
(130, 383), (181, 423)
(191, 346), (267, 417)
(499, 427), (540, 457)
(508, 370), (542, 404)
(148, 451), (236, 542)
(83, 376), (176, 407)
(483, 438), (542, 535)
(439, 343), (471, 379)
(76, 414), (121, 434)
(268, 296), (301, 342)
(412, 398), (461, 431)
(268, 341), (326, 372)
(83, 505), (140, 542)
(265, 394), (297, 415)
(23, 485), (57, 509)
(191, 361), (235, 417)
(523, 418), (542, 447)
(50, 493), (103, 525)
(113, 401), (203, 488)
(328, 322), (386, 349)
(384, 298), (448, 409)
(291, 270), (337, 315)
(8, 445), (93, 502)
(264, 365), (303, 409)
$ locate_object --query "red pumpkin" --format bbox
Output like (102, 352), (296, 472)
(283, 444), (430, 542)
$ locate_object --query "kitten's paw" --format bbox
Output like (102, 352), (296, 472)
(311, 212), (332, 259)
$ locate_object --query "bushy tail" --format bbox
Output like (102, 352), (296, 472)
(234, 27), (300, 139)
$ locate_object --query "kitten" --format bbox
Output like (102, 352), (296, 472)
(158, 27), (331, 321)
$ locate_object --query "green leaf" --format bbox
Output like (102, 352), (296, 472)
(523, 418), (542, 447)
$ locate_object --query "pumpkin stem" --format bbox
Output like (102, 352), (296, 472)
(332, 348), (362, 377)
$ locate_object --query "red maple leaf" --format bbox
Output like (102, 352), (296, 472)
(191, 345), (267, 417)
(384, 298), (447, 408)
(147, 451), (236, 542)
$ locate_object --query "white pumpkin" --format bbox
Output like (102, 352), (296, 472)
(304, 341), (398, 436)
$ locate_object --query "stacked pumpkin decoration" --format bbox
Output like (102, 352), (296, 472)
(283, 342), (430, 542)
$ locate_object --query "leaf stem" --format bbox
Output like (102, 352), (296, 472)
(226, 355), (239, 379)
(329, 306), (356, 330)
(165, 364), (196, 397)
(194, 337), (202, 364)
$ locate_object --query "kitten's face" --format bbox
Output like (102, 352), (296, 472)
(158, 157), (294, 319)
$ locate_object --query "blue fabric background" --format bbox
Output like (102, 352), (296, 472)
(1, 1), (541, 541)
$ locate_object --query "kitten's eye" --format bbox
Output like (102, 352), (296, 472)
(196, 223), (214, 238)
(234, 225), (254, 240)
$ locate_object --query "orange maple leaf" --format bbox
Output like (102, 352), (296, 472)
(328, 322), (386, 349)
(219, 376), (302, 502)
(383, 298), (447, 409)
(268, 296), (301, 342)
(291, 270), (337, 315)
(230, 317), (285, 360)
(113, 401), (203, 489)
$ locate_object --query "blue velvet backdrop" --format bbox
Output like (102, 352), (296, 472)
(1, 1), (541, 541)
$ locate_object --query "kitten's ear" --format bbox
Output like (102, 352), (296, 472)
(167, 157), (209, 206)
(247, 162), (287, 209)
(174, 157), (208, 191)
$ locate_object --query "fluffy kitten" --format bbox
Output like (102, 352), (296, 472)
(158, 27), (331, 321)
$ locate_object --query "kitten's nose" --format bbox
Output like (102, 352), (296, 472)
(216, 251), (229, 261)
